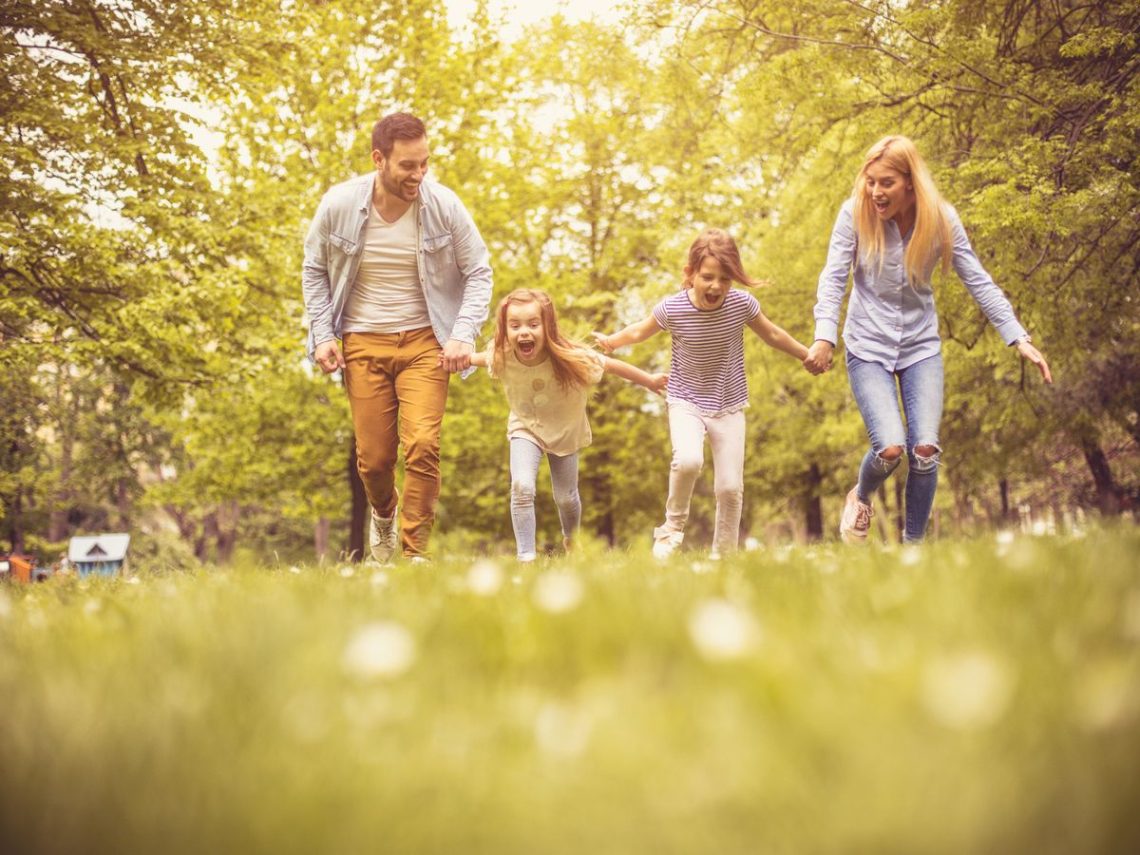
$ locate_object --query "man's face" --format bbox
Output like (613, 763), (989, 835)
(373, 136), (430, 202)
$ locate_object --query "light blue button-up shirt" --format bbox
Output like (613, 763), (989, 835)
(301, 173), (493, 362)
(814, 199), (1026, 371)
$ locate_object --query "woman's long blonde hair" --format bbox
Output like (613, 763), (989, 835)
(851, 135), (951, 285)
(491, 289), (598, 389)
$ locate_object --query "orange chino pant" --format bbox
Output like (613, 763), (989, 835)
(343, 327), (450, 558)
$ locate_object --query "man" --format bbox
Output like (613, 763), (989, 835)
(302, 112), (492, 562)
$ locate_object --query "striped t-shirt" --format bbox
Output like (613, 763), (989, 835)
(652, 288), (761, 415)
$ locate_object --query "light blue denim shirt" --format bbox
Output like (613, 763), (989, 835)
(301, 173), (492, 362)
(814, 198), (1026, 371)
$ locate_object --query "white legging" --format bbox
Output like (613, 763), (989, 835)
(659, 403), (746, 554)
(509, 437), (580, 559)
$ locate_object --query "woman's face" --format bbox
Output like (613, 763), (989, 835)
(864, 161), (914, 224)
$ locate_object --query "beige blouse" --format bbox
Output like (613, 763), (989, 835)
(488, 348), (606, 455)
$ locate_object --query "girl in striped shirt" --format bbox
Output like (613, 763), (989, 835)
(596, 229), (816, 558)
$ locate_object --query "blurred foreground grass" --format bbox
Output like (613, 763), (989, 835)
(2, 530), (1139, 854)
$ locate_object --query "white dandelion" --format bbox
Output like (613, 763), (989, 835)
(534, 701), (593, 758)
(467, 559), (504, 596)
(688, 598), (762, 661)
(921, 651), (1013, 730)
(343, 621), (416, 679)
(533, 571), (584, 613)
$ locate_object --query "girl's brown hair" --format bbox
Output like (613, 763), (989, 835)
(851, 135), (952, 286)
(491, 289), (599, 389)
(682, 228), (760, 288)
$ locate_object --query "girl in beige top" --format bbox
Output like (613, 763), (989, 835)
(468, 289), (667, 561)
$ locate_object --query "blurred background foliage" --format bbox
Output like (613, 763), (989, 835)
(2, 0), (1137, 564)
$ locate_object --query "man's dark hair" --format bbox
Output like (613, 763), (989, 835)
(372, 112), (427, 157)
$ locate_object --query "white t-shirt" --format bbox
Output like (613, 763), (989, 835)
(488, 348), (606, 456)
(342, 203), (431, 333)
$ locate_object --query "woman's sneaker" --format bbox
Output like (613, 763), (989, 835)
(652, 527), (684, 559)
(839, 487), (873, 544)
(369, 508), (398, 564)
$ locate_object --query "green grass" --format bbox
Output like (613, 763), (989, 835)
(2, 530), (1139, 854)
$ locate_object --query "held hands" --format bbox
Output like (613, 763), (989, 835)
(438, 339), (474, 373)
(314, 340), (345, 374)
(803, 340), (834, 376)
(647, 372), (669, 396)
(1016, 339), (1053, 384)
(592, 332), (616, 354)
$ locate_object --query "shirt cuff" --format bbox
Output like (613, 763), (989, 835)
(994, 319), (1027, 346)
(813, 320), (839, 345)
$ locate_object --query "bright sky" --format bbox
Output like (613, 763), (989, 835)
(445, 0), (624, 40)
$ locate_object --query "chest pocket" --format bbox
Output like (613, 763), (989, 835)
(330, 233), (359, 256)
(422, 233), (453, 255)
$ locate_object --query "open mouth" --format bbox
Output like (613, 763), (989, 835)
(517, 340), (536, 357)
(873, 198), (889, 214)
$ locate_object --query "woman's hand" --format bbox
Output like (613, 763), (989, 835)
(1017, 338), (1053, 384)
(804, 340), (834, 375)
(648, 372), (669, 396)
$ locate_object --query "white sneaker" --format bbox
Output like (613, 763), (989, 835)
(652, 527), (684, 560)
(369, 508), (398, 564)
(839, 487), (874, 544)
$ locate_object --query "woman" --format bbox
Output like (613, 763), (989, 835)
(805, 135), (1052, 543)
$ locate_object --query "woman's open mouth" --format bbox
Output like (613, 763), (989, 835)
(873, 198), (889, 214)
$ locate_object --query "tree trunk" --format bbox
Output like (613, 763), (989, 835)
(215, 500), (240, 564)
(999, 478), (1010, 522)
(8, 488), (25, 553)
(348, 438), (367, 562)
(1081, 438), (1122, 515)
(197, 510), (218, 562)
(804, 463), (823, 541)
(314, 516), (331, 562)
(49, 372), (76, 543)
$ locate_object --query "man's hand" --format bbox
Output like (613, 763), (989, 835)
(804, 340), (834, 375)
(440, 339), (474, 373)
(314, 340), (345, 374)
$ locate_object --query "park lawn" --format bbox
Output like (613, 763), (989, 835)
(1, 530), (1139, 854)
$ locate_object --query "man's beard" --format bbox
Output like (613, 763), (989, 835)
(380, 167), (419, 201)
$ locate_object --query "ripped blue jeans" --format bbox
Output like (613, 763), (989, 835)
(846, 351), (943, 543)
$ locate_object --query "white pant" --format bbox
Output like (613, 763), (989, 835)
(658, 403), (746, 554)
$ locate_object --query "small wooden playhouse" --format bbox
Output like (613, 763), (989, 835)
(68, 534), (131, 577)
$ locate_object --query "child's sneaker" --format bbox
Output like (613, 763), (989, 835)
(652, 527), (684, 560)
(839, 487), (873, 544)
(369, 508), (398, 564)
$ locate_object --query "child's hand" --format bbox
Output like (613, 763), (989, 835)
(803, 340), (833, 375)
(648, 372), (669, 396)
(802, 355), (827, 376)
(592, 332), (616, 354)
